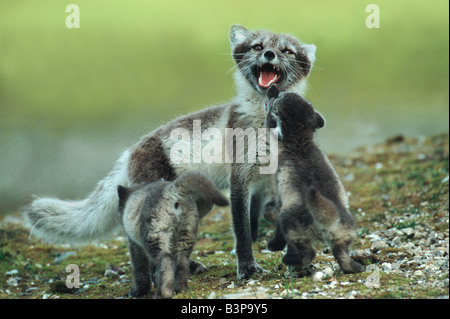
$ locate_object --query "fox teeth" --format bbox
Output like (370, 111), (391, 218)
(259, 64), (280, 72)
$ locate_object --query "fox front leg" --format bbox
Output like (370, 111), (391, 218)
(128, 240), (152, 297)
(230, 167), (266, 279)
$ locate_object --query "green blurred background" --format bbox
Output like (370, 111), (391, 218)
(0, 0), (448, 214)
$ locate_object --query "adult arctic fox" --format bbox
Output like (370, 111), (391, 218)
(25, 25), (316, 279)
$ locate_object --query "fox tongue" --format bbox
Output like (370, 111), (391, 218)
(259, 69), (278, 88)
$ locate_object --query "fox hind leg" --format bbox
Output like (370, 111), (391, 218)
(128, 240), (152, 297)
(278, 206), (316, 267)
(332, 239), (364, 274)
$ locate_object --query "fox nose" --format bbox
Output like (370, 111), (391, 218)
(263, 50), (276, 61)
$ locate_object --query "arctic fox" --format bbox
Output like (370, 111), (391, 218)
(117, 172), (228, 298)
(265, 85), (363, 274)
(25, 25), (316, 279)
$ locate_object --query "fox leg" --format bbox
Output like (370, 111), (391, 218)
(230, 167), (266, 279)
(267, 218), (287, 251)
(128, 240), (152, 297)
(278, 205), (316, 267)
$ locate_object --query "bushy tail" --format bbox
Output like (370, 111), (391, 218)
(24, 149), (131, 244)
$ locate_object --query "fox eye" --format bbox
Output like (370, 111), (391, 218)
(174, 202), (179, 209)
(253, 44), (263, 51)
(282, 48), (295, 55)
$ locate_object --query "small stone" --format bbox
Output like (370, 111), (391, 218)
(343, 173), (354, 182)
(402, 228), (415, 238)
(280, 289), (300, 298)
(53, 251), (77, 264)
(371, 241), (388, 251)
(312, 271), (325, 282)
(247, 279), (256, 286)
(25, 287), (38, 293)
(381, 262), (392, 272)
(208, 291), (216, 299)
(365, 264), (380, 289)
(323, 266), (334, 278)
(328, 280), (338, 288)
(222, 290), (270, 299)
(5, 269), (19, 276)
(6, 277), (21, 287)
(365, 271), (380, 288)
(219, 278), (228, 285)
(104, 269), (119, 277)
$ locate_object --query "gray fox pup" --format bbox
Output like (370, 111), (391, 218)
(25, 25), (316, 279)
(265, 85), (363, 274)
(117, 172), (228, 298)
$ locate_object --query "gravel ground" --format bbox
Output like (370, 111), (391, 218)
(0, 133), (448, 299)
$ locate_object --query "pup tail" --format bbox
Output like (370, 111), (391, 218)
(24, 149), (131, 244)
(173, 171), (229, 207)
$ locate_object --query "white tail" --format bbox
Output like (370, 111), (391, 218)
(25, 149), (131, 244)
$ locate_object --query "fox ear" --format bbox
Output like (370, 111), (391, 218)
(117, 185), (130, 210)
(230, 24), (249, 47)
(303, 44), (317, 66)
(314, 111), (325, 129)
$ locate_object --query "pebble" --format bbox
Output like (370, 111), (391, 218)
(365, 271), (380, 289)
(227, 282), (235, 289)
(6, 277), (21, 287)
(312, 271), (325, 282)
(323, 266), (334, 278)
(53, 251), (77, 264)
(5, 269), (19, 276)
(222, 287), (270, 299)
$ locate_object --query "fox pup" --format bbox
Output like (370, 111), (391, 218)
(265, 85), (363, 274)
(25, 25), (317, 279)
(117, 172), (228, 298)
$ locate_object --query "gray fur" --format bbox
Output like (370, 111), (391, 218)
(265, 85), (363, 274)
(117, 172), (228, 298)
(24, 25), (315, 280)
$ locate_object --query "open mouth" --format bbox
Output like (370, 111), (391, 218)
(257, 63), (281, 89)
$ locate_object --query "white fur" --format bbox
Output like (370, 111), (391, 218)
(26, 148), (131, 244)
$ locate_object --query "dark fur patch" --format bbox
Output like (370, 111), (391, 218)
(265, 90), (363, 273)
(117, 185), (130, 213)
(129, 136), (177, 184)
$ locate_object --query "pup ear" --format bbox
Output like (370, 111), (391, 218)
(314, 111), (325, 129)
(229, 24), (249, 48)
(117, 185), (130, 211)
(267, 84), (281, 100)
(173, 172), (229, 207)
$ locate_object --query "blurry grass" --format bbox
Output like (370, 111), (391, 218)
(0, 0), (448, 129)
